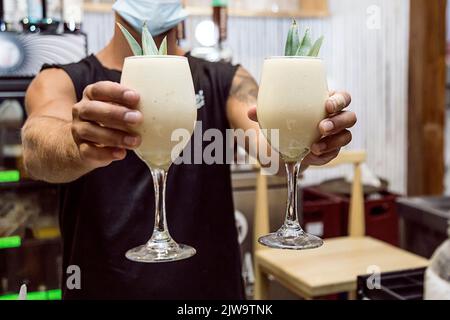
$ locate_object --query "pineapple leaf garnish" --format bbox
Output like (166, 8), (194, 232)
(285, 19), (300, 56)
(308, 36), (324, 57)
(117, 22), (142, 56)
(285, 19), (324, 57)
(117, 21), (167, 56)
(142, 21), (159, 55)
(295, 28), (312, 56)
(159, 36), (168, 55)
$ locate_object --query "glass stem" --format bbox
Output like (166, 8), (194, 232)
(283, 161), (303, 231)
(149, 168), (171, 243)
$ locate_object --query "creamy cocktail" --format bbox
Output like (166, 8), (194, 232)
(121, 56), (197, 171)
(258, 57), (328, 162)
(257, 20), (328, 250)
(118, 22), (197, 263)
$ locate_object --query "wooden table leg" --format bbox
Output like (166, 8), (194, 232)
(254, 262), (269, 300)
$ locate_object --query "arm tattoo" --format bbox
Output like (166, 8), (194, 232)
(229, 67), (259, 105)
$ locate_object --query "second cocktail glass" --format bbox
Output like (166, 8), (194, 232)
(121, 55), (197, 262)
(257, 56), (329, 250)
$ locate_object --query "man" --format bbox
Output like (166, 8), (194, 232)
(22, 0), (356, 299)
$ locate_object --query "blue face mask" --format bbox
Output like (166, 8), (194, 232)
(112, 0), (188, 36)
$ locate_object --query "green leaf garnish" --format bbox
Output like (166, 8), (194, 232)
(158, 36), (168, 55)
(117, 22), (142, 56)
(284, 19), (300, 56)
(308, 36), (324, 57)
(142, 21), (159, 55)
(284, 19), (324, 57)
(295, 28), (312, 56)
(117, 21), (168, 56)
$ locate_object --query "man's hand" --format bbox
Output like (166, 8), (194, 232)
(72, 81), (143, 168)
(247, 91), (356, 166)
(23, 69), (145, 183)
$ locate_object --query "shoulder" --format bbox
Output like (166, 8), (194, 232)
(26, 56), (98, 112)
(27, 68), (75, 101)
(187, 54), (239, 77)
(41, 54), (98, 74)
(30, 56), (97, 98)
(40, 55), (98, 87)
(39, 55), (100, 101)
(187, 54), (240, 98)
(25, 67), (77, 113)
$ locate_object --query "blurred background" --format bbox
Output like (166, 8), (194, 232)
(0, 0), (449, 300)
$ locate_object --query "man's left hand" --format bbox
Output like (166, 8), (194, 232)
(247, 91), (356, 167)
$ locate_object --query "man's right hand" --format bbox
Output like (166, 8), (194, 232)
(72, 81), (143, 169)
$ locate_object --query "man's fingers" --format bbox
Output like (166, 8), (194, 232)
(249, 91), (350, 123)
(326, 91), (351, 114)
(248, 107), (258, 122)
(304, 149), (340, 166)
(74, 100), (143, 130)
(72, 122), (141, 149)
(319, 111), (357, 136)
(310, 130), (352, 156)
(83, 81), (140, 108)
(79, 142), (127, 167)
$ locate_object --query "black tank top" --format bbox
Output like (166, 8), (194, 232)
(41, 54), (244, 300)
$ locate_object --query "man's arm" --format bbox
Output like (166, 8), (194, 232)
(226, 67), (262, 157)
(226, 67), (290, 175)
(23, 69), (91, 183)
(22, 69), (142, 183)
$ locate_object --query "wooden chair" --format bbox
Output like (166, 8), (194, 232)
(253, 150), (428, 299)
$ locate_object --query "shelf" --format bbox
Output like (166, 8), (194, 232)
(83, 3), (329, 18)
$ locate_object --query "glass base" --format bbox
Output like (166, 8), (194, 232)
(258, 226), (324, 250)
(126, 241), (196, 263)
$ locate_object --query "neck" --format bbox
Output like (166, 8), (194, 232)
(96, 15), (185, 71)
